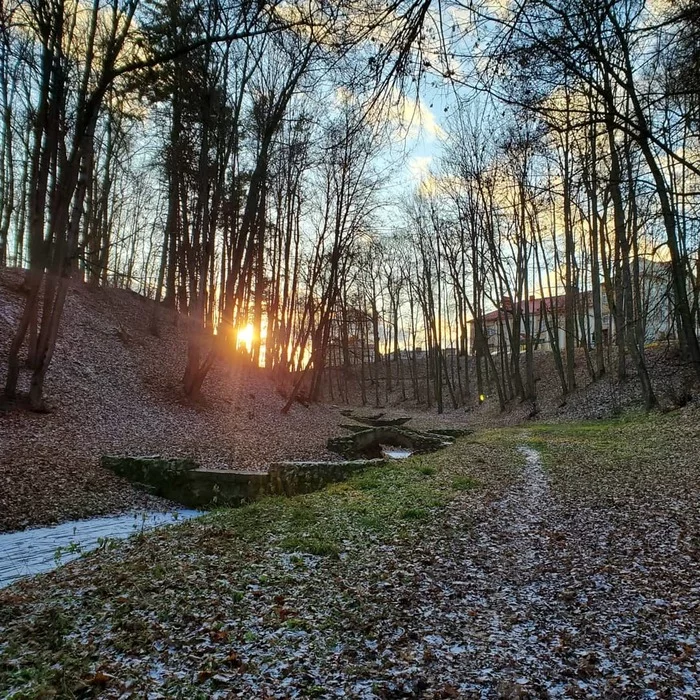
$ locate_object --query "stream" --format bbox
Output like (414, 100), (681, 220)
(381, 446), (414, 459)
(0, 509), (200, 588)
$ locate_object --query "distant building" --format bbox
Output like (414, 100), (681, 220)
(470, 293), (610, 355)
(638, 260), (676, 343)
(469, 262), (680, 355)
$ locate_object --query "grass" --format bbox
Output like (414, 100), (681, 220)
(400, 507), (428, 520)
(452, 476), (479, 491)
(206, 435), (515, 552)
(280, 534), (340, 557)
(0, 429), (523, 698)
(520, 410), (665, 464)
(521, 408), (700, 503)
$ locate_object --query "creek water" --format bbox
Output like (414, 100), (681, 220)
(0, 509), (200, 588)
(381, 446), (414, 459)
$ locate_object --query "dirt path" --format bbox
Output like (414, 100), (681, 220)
(451, 443), (564, 693)
(393, 440), (700, 697)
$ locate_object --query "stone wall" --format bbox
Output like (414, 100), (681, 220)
(101, 455), (385, 508)
(327, 427), (448, 459)
(267, 460), (383, 496)
(101, 456), (197, 496)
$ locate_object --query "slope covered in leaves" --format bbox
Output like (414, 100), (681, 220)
(0, 270), (353, 532)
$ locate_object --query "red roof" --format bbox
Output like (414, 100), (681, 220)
(477, 293), (570, 324)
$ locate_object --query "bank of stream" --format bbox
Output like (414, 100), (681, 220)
(1, 422), (451, 589)
(0, 509), (200, 588)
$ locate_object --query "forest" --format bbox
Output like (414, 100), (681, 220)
(3, 1), (700, 696)
(1, 0), (700, 414)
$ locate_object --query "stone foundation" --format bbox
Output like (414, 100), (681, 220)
(102, 455), (385, 508)
(327, 427), (448, 459)
(351, 416), (413, 427)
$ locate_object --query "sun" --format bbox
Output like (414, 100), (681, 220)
(236, 323), (255, 353)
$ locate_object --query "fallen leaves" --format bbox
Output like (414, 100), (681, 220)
(85, 670), (113, 686)
(2, 300), (700, 699)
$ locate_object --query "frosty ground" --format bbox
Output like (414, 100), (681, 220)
(1, 409), (699, 698)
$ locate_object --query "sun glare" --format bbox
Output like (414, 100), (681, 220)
(237, 323), (255, 353)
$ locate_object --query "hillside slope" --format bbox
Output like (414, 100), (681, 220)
(0, 270), (347, 532)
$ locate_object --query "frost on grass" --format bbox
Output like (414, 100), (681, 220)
(1, 414), (700, 697)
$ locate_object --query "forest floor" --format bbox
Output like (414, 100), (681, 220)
(1, 409), (699, 698)
(0, 270), (468, 532)
(2, 269), (698, 535)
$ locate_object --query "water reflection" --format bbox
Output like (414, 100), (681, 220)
(381, 446), (414, 459)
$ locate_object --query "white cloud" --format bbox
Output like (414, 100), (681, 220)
(377, 90), (447, 142)
(409, 155), (433, 181)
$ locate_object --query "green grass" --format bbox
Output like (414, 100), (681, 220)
(280, 534), (340, 558)
(400, 507), (428, 520)
(522, 411), (669, 465)
(519, 409), (700, 502)
(452, 476), (479, 491)
(208, 461), (446, 552)
(415, 462), (436, 476)
(0, 429), (523, 698)
(202, 442), (506, 555)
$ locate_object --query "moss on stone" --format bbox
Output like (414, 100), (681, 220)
(101, 455), (384, 508)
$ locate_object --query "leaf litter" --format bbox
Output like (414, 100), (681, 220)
(1, 412), (700, 697)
